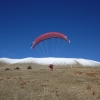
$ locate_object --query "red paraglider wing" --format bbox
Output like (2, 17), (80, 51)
(31, 32), (70, 49)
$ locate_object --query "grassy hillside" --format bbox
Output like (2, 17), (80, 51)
(0, 62), (8, 67)
(0, 65), (100, 100)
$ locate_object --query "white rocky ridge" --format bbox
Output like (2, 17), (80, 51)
(0, 57), (100, 67)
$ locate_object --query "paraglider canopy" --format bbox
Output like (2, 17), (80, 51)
(31, 32), (70, 49)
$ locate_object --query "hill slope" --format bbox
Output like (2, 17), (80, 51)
(0, 57), (100, 67)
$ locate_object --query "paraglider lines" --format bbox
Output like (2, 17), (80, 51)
(36, 46), (44, 57)
(57, 40), (68, 57)
(45, 40), (48, 57)
(52, 38), (54, 57)
(54, 38), (60, 57)
(40, 43), (47, 57)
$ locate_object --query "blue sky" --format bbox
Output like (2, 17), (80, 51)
(0, 0), (100, 61)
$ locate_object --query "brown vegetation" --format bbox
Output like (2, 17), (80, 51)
(0, 65), (100, 100)
(87, 85), (92, 90)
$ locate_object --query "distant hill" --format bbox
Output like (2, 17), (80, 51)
(0, 57), (100, 68)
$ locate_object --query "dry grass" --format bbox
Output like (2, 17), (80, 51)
(0, 64), (100, 100)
